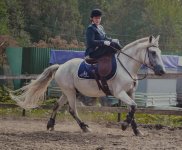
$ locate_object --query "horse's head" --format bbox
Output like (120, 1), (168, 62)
(145, 35), (166, 76)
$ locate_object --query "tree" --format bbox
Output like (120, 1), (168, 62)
(144, 0), (182, 51)
(1, 0), (182, 51)
(22, 0), (83, 42)
(5, 0), (30, 46)
(78, 0), (110, 27)
(0, 0), (9, 34)
(105, 0), (146, 44)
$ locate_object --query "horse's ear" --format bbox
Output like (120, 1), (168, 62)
(155, 35), (160, 41)
(149, 36), (153, 43)
(153, 35), (160, 46)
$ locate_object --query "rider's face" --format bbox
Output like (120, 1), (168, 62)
(92, 16), (101, 26)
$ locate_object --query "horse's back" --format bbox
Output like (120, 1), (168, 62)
(54, 58), (83, 88)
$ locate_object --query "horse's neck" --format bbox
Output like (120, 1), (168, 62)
(118, 45), (146, 76)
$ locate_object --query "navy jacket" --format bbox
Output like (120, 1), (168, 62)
(85, 24), (111, 56)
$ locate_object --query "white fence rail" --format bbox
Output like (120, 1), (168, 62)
(1, 73), (182, 118)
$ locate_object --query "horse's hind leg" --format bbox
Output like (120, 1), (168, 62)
(66, 91), (91, 132)
(47, 94), (67, 131)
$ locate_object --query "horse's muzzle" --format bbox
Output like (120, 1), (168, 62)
(154, 65), (166, 76)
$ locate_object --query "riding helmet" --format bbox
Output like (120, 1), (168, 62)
(90, 9), (102, 18)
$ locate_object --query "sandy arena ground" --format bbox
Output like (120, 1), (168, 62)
(0, 117), (181, 150)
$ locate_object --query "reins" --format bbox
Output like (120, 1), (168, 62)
(109, 45), (156, 81)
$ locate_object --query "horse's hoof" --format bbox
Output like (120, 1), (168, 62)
(121, 122), (129, 131)
(81, 123), (91, 133)
(49, 127), (55, 131)
(47, 118), (55, 131)
(47, 127), (54, 131)
(134, 129), (144, 136)
(47, 125), (55, 131)
(82, 126), (91, 133)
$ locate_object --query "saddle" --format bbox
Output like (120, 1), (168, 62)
(85, 54), (113, 96)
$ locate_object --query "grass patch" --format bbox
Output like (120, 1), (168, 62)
(135, 113), (182, 127)
(0, 107), (181, 127)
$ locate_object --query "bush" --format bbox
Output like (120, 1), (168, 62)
(33, 36), (85, 49)
(0, 86), (14, 103)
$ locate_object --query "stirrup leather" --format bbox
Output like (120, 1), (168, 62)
(100, 78), (112, 96)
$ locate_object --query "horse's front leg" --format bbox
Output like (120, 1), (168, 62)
(125, 90), (143, 136)
(122, 105), (143, 136)
(47, 94), (67, 131)
(114, 91), (142, 136)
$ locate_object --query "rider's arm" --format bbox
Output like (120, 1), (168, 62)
(98, 25), (112, 42)
(86, 27), (105, 47)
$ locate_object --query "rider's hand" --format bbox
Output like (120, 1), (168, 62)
(112, 39), (119, 43)
(104, 40), (111, 46)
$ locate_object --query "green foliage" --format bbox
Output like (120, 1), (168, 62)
(22, 0), (83, 42)
(104, 0), (182, 51)
(144, 0), (182, 51)
(6, 0), (24, 36)
(1, 0), (182, 50)
(0, 107), (181, 127)
(106, 0), (147, 44)
(0, 86), (14, 103)
(4, 0), (31, 46)
(136, 114), (182, 127)
(78, 0), (111, 27)
(42, 98), (57, 105)
(0, 0), (9, 34)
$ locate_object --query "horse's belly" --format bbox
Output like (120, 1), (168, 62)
(74, 78), (106, 97)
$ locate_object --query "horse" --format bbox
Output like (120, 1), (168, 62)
(10, 35), (165, 136)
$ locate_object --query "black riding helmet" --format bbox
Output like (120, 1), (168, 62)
(90, 9), (102, 18)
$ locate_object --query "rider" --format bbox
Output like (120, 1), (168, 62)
(85, 8), (121, 59)
(85, 9), (122, 95)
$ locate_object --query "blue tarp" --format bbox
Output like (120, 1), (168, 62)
(162, 55), (179, 69)
(49, 50), (84, 64)
(49, 50), (179, 69)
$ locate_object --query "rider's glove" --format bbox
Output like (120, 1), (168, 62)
(104, 40), (111, 46)
(112, 39), (119, 43)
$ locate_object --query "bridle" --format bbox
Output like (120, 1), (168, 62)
(110, 45), (158, 81)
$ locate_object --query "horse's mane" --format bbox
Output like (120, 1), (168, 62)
(122, 37), (149, 51)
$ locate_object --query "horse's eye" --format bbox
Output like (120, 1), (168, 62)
(151, 51), (156, 56)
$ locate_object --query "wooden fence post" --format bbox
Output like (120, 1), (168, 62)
(117, 101), (121, 122)
(22, 109), (26, 117)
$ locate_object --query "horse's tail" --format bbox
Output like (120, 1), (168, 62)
(9, 64), (60, 109)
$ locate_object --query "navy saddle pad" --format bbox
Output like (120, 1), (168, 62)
(78, 56), (117, 80)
